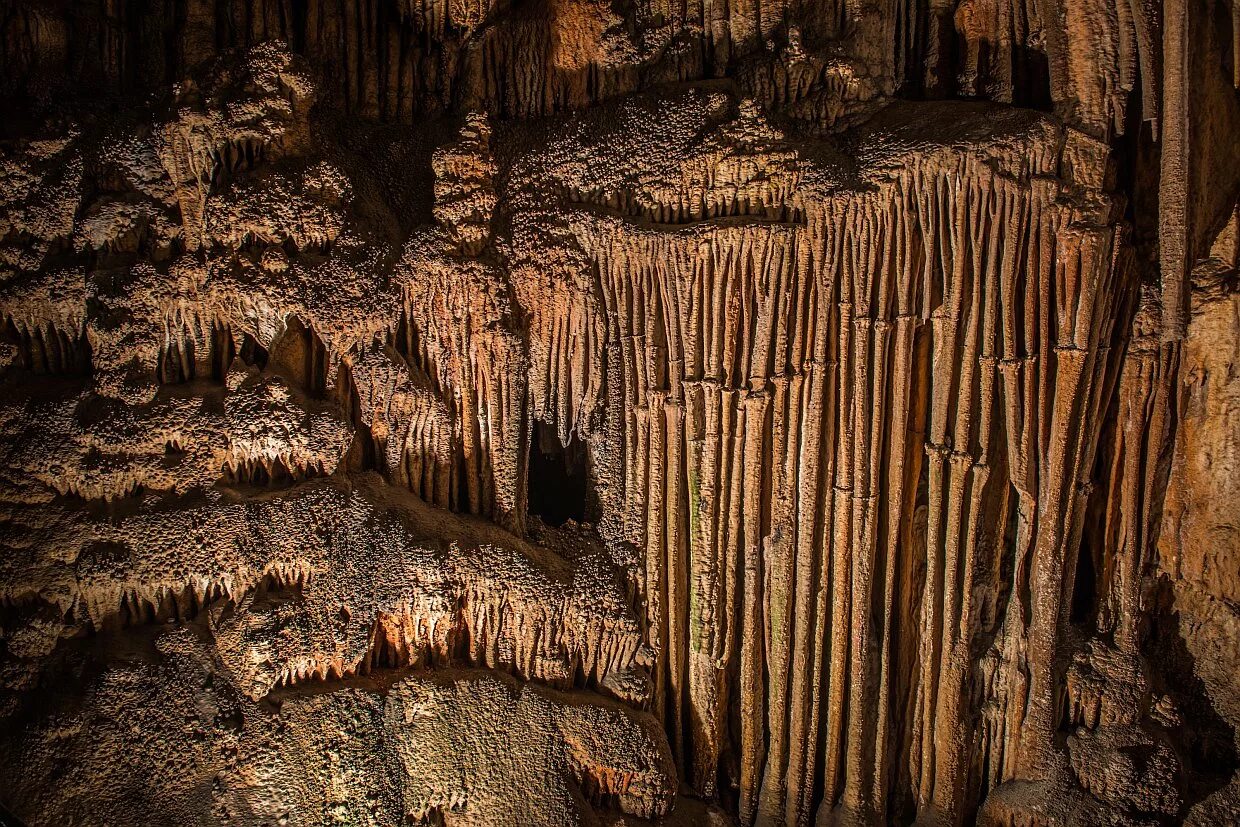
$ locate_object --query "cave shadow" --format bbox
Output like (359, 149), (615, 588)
(526, 419), (589, 527)
(1145, 577), (1238, 815)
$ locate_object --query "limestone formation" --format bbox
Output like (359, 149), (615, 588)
(0, 1), (1238, 826)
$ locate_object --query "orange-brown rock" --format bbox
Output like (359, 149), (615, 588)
(1, 3), (1238, 826)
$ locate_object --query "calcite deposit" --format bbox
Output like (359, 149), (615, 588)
(0, 1), (1238, 825)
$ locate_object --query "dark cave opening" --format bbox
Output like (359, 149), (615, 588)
(0, 799), (26, 826)
(526, 419), (589, 527)
(238, 332), (269, 370)
(1069, 531), (1099, 626)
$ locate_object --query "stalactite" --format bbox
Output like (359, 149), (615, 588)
(3, 8), (1239, 825)
(394, 257), (526, 533)
(514, 107), (1136, 824)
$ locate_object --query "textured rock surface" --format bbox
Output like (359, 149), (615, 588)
(0, 1), (1238, 825)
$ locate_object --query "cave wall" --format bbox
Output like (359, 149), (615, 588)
(1, 0), (1240, 826)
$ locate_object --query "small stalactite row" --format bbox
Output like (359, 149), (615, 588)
(3, 316), (92, 375)
(345, 339), (457, 507)
(269, 585), (641, 697)
(396, 279), (527, 533)
(156, 317), (234, 384)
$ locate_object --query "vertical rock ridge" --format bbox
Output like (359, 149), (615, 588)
(510, 111), (1135, 822)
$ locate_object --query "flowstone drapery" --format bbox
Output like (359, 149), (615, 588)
(2, 1), (1239, 825)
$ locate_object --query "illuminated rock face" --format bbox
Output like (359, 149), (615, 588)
(1, 3), (1239, 826)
